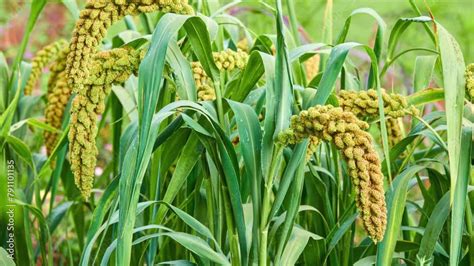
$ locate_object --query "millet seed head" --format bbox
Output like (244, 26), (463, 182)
(338, 89), (418, 119)
(69, 47), (143, 199)
(190, 49), (249, 101)
(65, 0), (193, 92)
(278, 105), (387, 242)
(24, 39), (68, 95)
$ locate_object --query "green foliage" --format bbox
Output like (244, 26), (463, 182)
(0, 0), (472, 265)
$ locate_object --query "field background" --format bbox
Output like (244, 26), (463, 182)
(1, 0), (473, 63)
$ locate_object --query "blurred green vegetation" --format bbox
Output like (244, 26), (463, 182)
(1, 0), (472, 63)
(235, 0), (474, 62)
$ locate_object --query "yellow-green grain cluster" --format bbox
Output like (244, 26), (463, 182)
(44, 46), (71, 154)
(44, 72), (71, 154)
(337, 89), (417, 147)
(306, 136), (320, 161)
(24, 39), (68, 95)
(466, 63), (474, 100)
(278, 105), (387, 242)
(65, 0), (193, 91)
(386, 118), (403, 148)
(304, 55), (319, 81)
(69, 47), (144, 199)
(338, 89), (418, 119)
(192, 49), (249, 101)
(191, 62), (215, 101)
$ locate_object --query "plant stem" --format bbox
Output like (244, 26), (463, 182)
(259, 144), (283, 265)
(221, 184), (240, 265)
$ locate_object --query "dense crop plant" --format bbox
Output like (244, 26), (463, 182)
(0, 0), (473, 265)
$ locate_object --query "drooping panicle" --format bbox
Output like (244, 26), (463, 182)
(69, 47), (144, 199)
(24, 39), (68, 95)
(338, 89), (418, 119)
(337, 89), (417, 147)
(278, 105), (387, 242)
(386, 118), (403, 148)
(44, 46), (71, 154)
(65, 0), (193, 92)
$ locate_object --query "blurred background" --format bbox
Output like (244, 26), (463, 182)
(1, 0), (473, 74)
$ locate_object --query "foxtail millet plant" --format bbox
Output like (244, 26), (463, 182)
(69, 47), (144, 198)
(191, 49), (249, 101)
(44, 46), (71, 154)
(278, 105), (387, 242)
(24, 39), (68, 95)
(1, 0), (471, 264)
(65, 0), (193, 91)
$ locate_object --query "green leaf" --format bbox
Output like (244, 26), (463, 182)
(269, 141), (307, 220)
(386, 16), (432, 61)
(413, 55), (437, 92)
(167, 42), (197, 101)
(376, 165), (425, 265)
(16, 201), (53, 265)
(9, 117), (60, 133)
(275, 158), (307, 262)
(336, 8), (386, 45)
(0, 248), (15, 266)
(417, 192), (450, 261)
(61, 0), (79, 19)
(0, 52), (8, 112)
(273, 0), (294, 137)
(227, 99), (262, 253)
(407, 88), (444, 106)
(450, 127), (472, 265)
(5, 135), (34, 171)
(280, 227), (322, 266)
(158, 202), (221, 250)
(103, 227), (230, 266)
(437, 23), (465, 204)
(154, 133), (201, 223)
(325, 212), (358, 262)
(119, 14), (219, 266)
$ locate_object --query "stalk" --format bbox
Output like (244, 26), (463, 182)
(221, 184), (241, 266)
(214, 73), (226, 126)
(259, 144), (284, 265)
